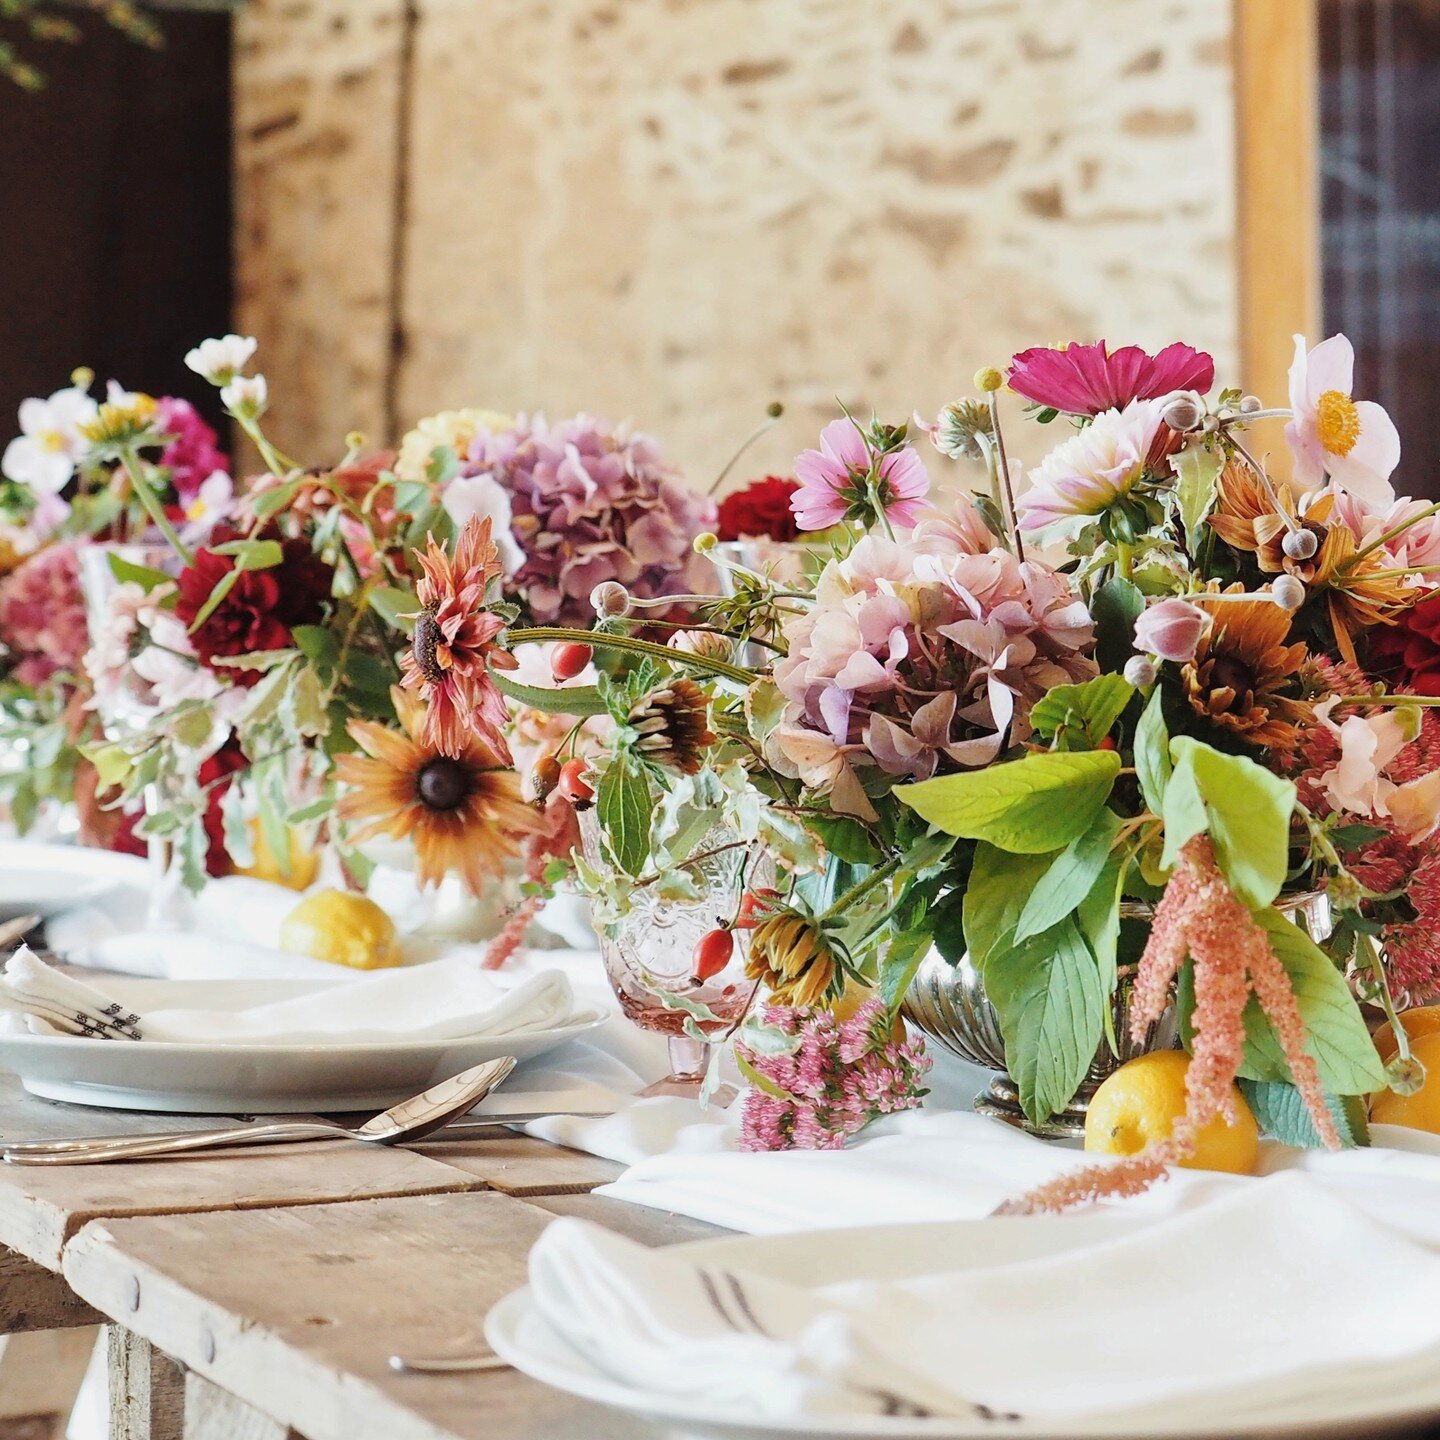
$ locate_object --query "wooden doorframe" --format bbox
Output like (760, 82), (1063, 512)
(1235, 0), (1322, 410)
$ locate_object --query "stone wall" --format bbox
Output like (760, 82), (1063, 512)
(235, 0), (1237, 483)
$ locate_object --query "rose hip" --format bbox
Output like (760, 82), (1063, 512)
(692, 928), (734, 983)
(735, 887), (782, 930)
(557, 758), (594, 805)
(552, 643), (594, 681)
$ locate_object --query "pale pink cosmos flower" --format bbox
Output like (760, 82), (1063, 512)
(790, 419), (930, 532)
(1323, 485), (1440, 577)
(1133, 597), (1209, 663)
(1285, 334), (1399, 506)
(1312, 698), (1440, 843)
(1017, 399), (1165, 532)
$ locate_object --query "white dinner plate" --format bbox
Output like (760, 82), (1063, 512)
(485, 1219), (1440, 1440)
(0, 975), (608, 1113)
(0, 840), (144, 920)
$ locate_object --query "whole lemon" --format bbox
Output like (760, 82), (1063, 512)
(1370, 1031), (1440, 1132)
(1373, 1006), (1440, 1066)
(827, 979), (906, 1042)
(235, 820), (320, 892)
(1085, 1049), (1260, 1174)
(279, 890), (401, 971)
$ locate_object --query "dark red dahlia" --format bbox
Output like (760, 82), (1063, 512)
(716, 475), (803, 543)
(1369, 594), (1440, 697)
(174, 531), (331, 686)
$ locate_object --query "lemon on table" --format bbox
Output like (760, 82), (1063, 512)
(1370, 1031), (1440, 1132)
(235, 820), (320, 892)
(1084, 1049), (1260, 1175)
(279, 890), (401, 971)
(1373, 1006), (1440, 1066)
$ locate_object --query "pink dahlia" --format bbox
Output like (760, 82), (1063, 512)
(791, 419), (930, 532)
(736, 999), (931, 1151)
(0, 541), (88, 686)
(154, 397), (230, 504)
(767, 506), (1094, 815)
(1007, 340), (1214, 416)
(462, 414), (715, 627)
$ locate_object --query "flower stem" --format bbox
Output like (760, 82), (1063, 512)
(706, 407), (784, 495)
(507, 626), (757, 685)
(1344, 499), (1440, 570)
(116, 445), (194, 566)
(820, 855), (903, 922)
(235, 414), (301, 480)
(1230, 433), (1303, 535)
(988, 391), (1024, 562)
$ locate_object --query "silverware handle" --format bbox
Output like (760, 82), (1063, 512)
(2, 1121), (343, 1165)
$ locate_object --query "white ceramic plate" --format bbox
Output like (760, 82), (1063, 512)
(0, 840), (143, 920)
(485, 1219), (1440, 1440)
(0, 975), (608, 1113)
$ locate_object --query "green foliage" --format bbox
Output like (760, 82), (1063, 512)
(897, 750), (1121, 854)
(1028, 675), (1134, 750)
(1134, 687), (1172, 814)
(1239, 1079), (1369, 1150)
(1090, 576), (1145, 674)
(490, 671), (609, 718)
(597, 754), (653, 877)
(1014, 808), (1121, 943)
(105, 552), (173, 595)
(1173, 444), (1223, 552)
(368, 586), (418, 632)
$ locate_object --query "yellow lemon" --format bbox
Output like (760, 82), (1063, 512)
(279, 890), (401, 971)
(1373, 1006), (1440, 1066)
(235, 820), (320, 892)
(1370, 1032), (1440, 1133)
(1084, 1050), (1260, 1174)
(827, 979), (906, 1042)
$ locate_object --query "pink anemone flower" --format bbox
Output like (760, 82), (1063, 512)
(1006, 340), (1215, 416)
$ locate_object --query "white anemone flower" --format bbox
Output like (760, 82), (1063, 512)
(441, 471), (525, 575)
(220, 374), (268, 418)
(185, 334), (258, 386)
(1, 386), (99, 492)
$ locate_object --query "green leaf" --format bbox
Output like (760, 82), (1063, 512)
(1014, 808), (1121, 942)
(735, 1050), (798, 1102)
(292, 625), (340, 673)
(343, 650), (397, 697)
(930, 887), (968, 964)
(597, 754), (652, 877)
(209, 538), (284, 569)
(1238, 1078), (1369, 1149)
(106, 552), (173, 593)
(897, 750), (1121, 854)
(1028, 675), (1134, 750)
(1134, 688), (1172, 815)
(368, 586), (418, 631)
(809, 814), (883, 865)
(491, 671), (609, 717)
(1236, 908), (1388, 1095)
(1167, 737), (1296, 908)
(1077, 851), (1126, 1003)
(1091, 576), (1146, 674)
(248, 478), (303, 520)
(1174, 443), (1223, 551)
(186, 565), (242, 632)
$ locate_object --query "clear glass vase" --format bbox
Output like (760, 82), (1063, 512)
(579, 809), (772, 1096)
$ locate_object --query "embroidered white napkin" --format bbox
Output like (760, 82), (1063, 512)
(0, 948), (594, 1046)
(526, 1174), (1440, 1423)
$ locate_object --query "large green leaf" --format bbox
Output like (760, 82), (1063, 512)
(1134, 688), (1172, 815)
(1014, 808), (1121, 942)
(1165, 738), (1295, 907)
(1173, 443), (1223, 551)
(1236, 908), (1388, 1096)
(491, 671), (608, 718)
(897, 750), (1121, 854)
(597, 755), (653, 877)
(1028, 675), (1134, 750)
(1076, 851), (1126, 1003)
(1091, 576), (1146, 674)
(1238, 1078), (1369, 1149)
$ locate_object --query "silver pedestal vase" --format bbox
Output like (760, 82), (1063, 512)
(902, 892), (1331, 1140)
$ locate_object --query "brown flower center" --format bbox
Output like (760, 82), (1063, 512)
(1207, 655), (1255, 704)
(412, 609), (447, 683)
(416, 757), (471, 811)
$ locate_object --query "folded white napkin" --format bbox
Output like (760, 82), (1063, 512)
(0, 948), (593, 1047)
(527, 1174), (1440, 1423)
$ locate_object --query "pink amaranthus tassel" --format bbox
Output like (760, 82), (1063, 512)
(483, 792), (581, 969)
(1004, 836), (1339, 1215)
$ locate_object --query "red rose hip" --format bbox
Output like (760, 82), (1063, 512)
(692, 928), (734, 982)
(552, 643), (594, 681)
(735, 887), (782, 930)
(557, 758), (594, 805)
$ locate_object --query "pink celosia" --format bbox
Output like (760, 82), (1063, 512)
(461, 413), (715, 627)
(1006, 340), (1214, 417)
(0, 541), (87, 685)
(1133, 597), (1209, 663)
(736, 1000), (931, 1151)
(154, 397), (230, 504)
(791, 419), (930, 532)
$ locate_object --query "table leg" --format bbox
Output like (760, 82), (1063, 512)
(107, 1328), (184, 1440)
(182, 1374), (298, 1440)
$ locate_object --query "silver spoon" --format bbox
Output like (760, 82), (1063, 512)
(388, 1353), (511, 1375)
(2, 1056), (517, 1165)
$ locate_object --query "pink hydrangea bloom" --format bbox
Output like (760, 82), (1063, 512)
(1006, 340), (1214, 417)
(737, 1000), (931, 1151)
(154, 397), (230, 504)
(791, 419), (930, 532)
(462, 414), (716, 627)
(768, 507), (1094, 812)
(0, 541), (87, 686)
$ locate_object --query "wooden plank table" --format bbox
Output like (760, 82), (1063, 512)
(0, 1072), (624, 1438)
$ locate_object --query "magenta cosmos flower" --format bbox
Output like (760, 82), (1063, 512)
(1007, 340), (1215, 417)
(791, 419), (930, 532)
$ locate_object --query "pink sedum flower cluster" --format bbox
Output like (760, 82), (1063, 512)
(767, 498), (1094, 817)
(737, 999), (931, 1151)
(0, 541), (87, 685)
(459, 414), (716, 627)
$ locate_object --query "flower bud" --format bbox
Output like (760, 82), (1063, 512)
(1387, 1055), (1427, 1098)
(1281, 527), (1318, 561)
(70, 366), (95, 391)
(668, 629), (732, 662)
(1160, 392), (1204, 432)
(1133, 598), (1209, 664)
(1239, 394), (1263, 415)
(590, 581), (632, 618)
(1272, 574), (1306, 612)
(766, 401), (784, 418)
(693, 532), (718, 555)
(1123, 655), (1158, 687)
(973, 366), (1005, 393)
